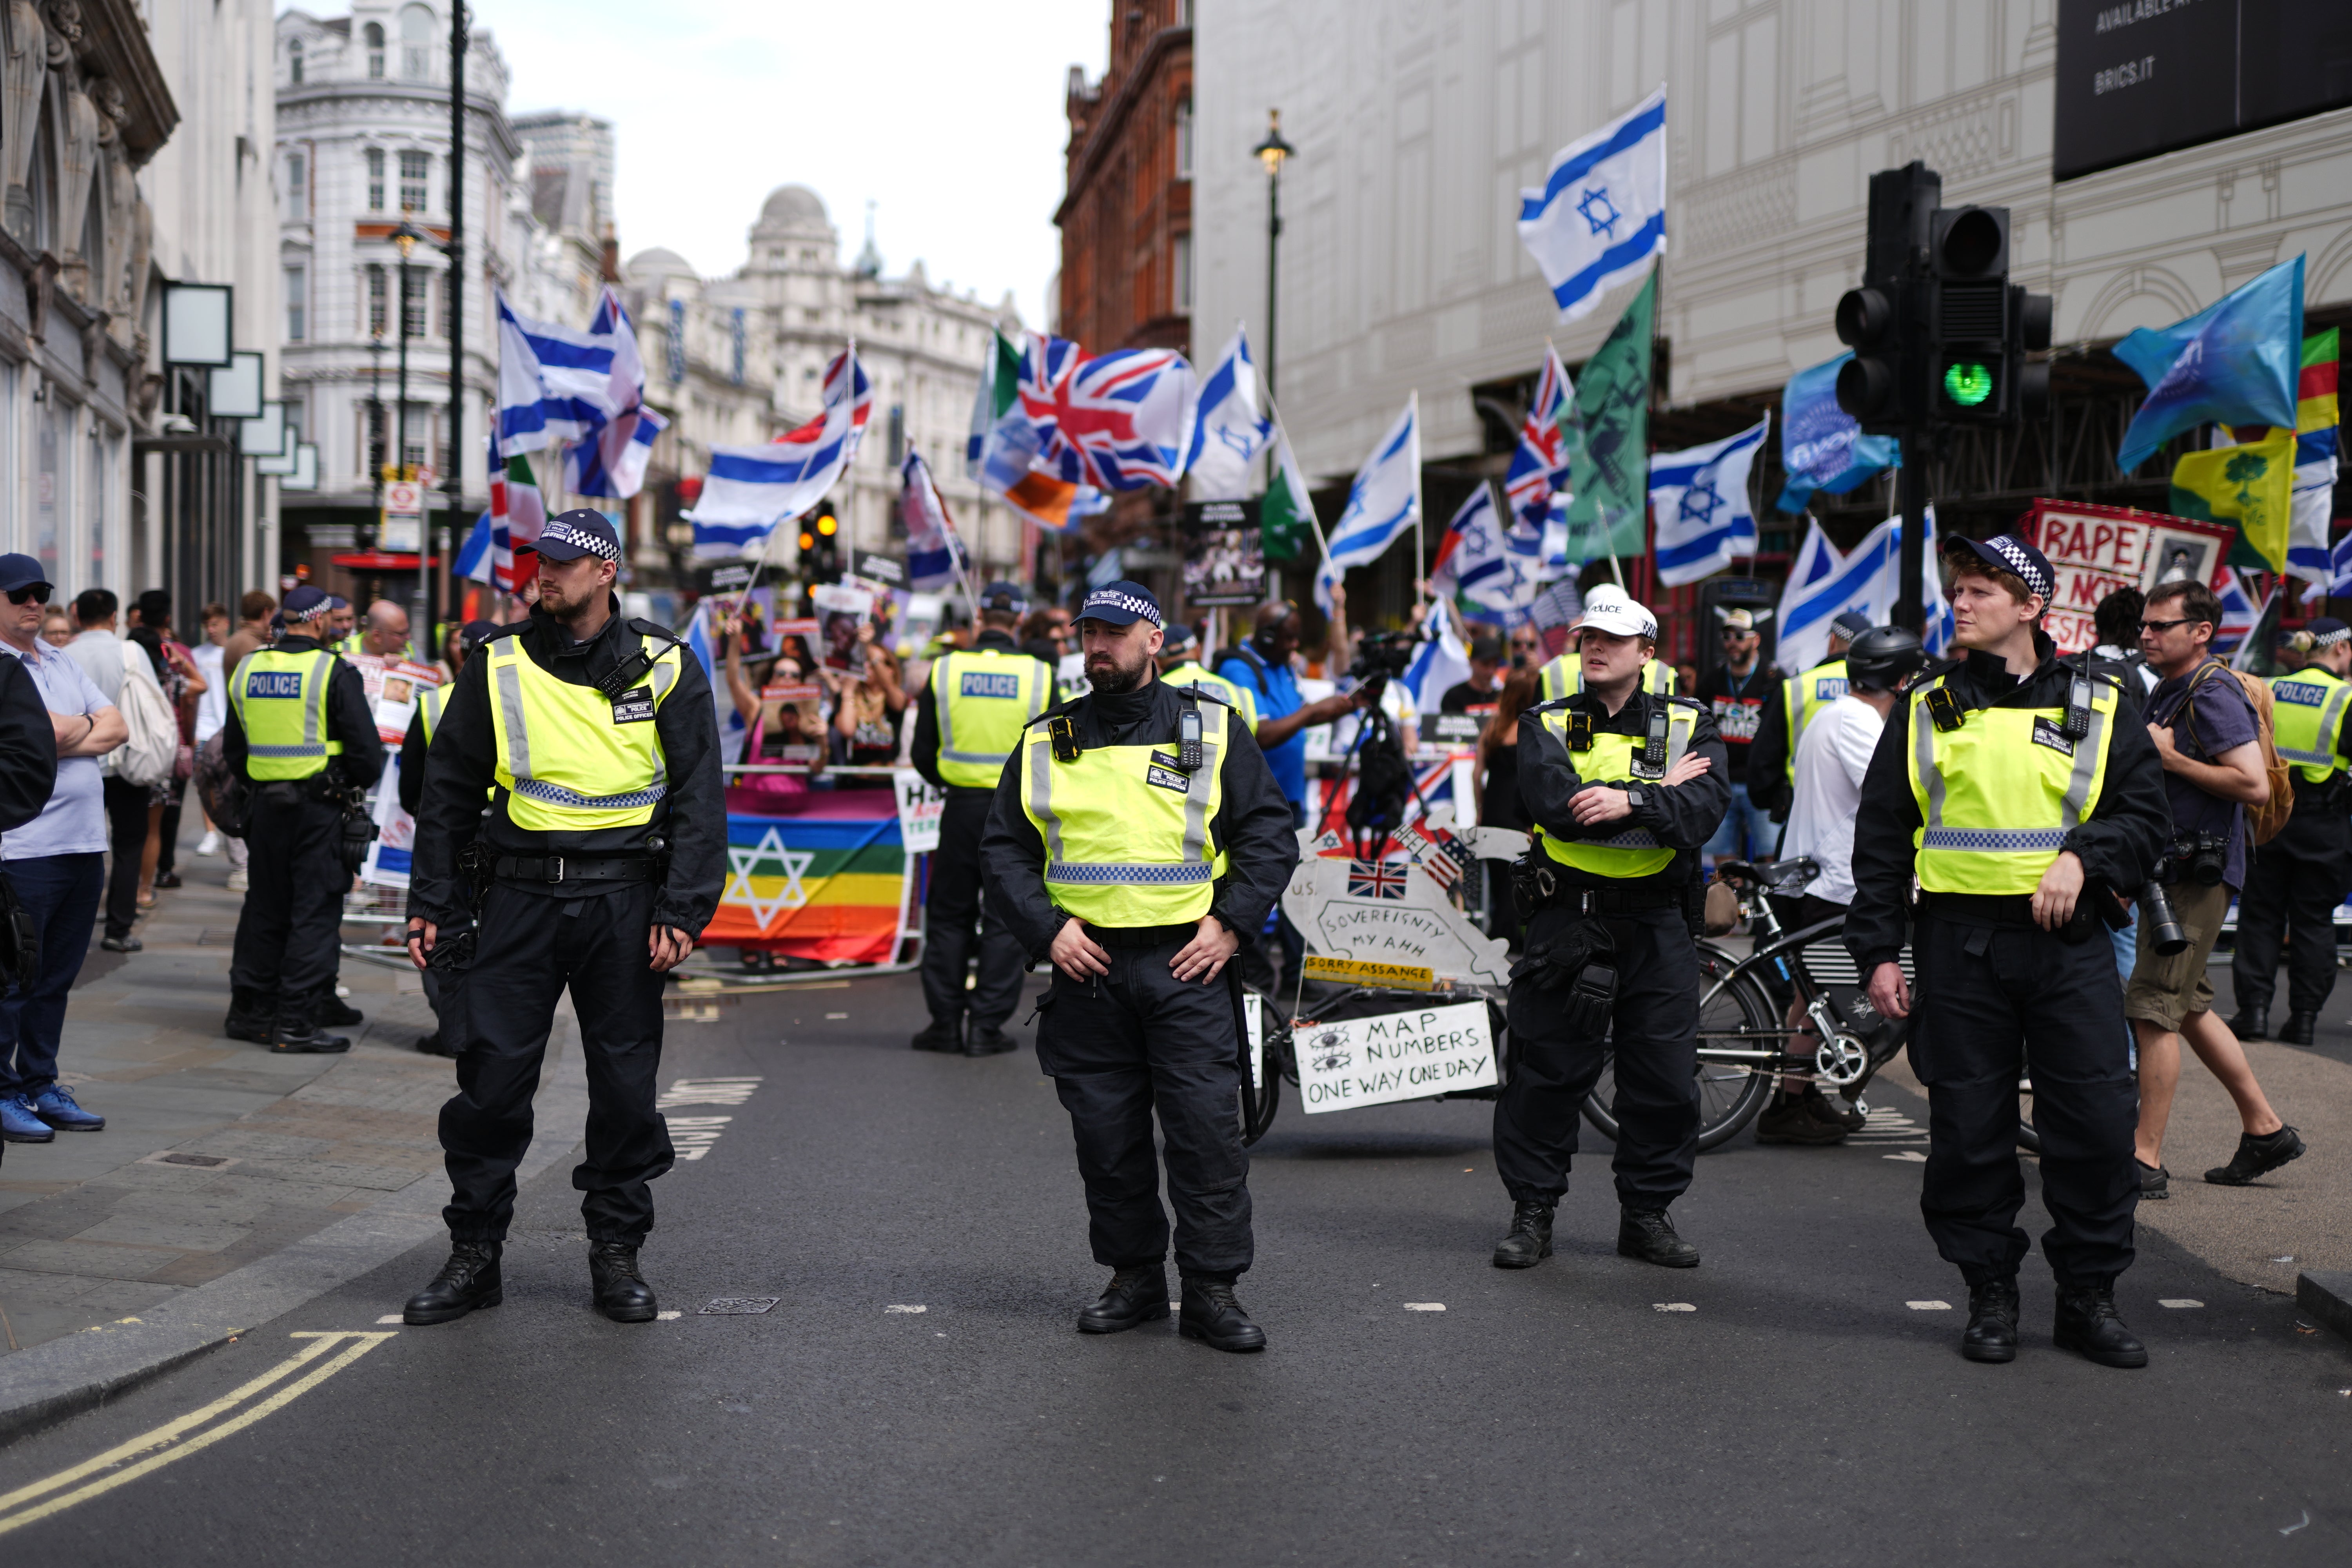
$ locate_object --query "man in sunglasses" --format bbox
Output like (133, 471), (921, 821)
(0, 555), (127, 1144)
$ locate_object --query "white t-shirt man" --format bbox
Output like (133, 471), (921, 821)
(1779, 693), (1886, 907)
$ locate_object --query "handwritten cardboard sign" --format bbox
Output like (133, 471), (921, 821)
(1294, 1001), (1497, 1114)
(2020, 500), (2235, 655)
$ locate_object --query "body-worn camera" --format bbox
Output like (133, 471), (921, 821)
(2163, 831), (2229, 887)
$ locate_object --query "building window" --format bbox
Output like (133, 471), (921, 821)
(398, 150), (428, 213)
(1173, 232), (1193, 312)
(1176, 96), (1193, 178)
(289, 38), (304, 84)
(366, 264), (388, 335)
(401, 4), (434, 80)
(436, 270), (454, 339)
(401, 269), (426, 339)
(285, 264), (307, 340)
(364, 21), (385, 78)
(366, 148), (385, 211)
(285, 150), (306, 222)
(731, 307), (746, 385)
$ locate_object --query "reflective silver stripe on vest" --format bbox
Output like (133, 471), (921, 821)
(2281, 679), (2352, 770)
(247, 744), (328, 758)
(1913, 681), (2111, 847)
(495, 657), (533, 783)
(512, 777), (668, 810)
(648, 651), (679, 704)
(939, 655), (1047, 766)
(1027, 735), (1066, 864)
(1045, 862), (1216, 886)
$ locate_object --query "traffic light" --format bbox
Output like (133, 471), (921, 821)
(798, 506), (841, 582)
(1834, 163), (1940, 435)
(1927, 205), (2013, 425)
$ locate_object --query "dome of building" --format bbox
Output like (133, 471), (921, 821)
(623, 247), (697, 282)
(754, 184), (832, 238)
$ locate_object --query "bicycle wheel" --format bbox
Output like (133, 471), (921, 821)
(2016, 1076), (2040, 1154)
(1579, 955), (1779, 1153)
(1238, 990), (1284, 1146)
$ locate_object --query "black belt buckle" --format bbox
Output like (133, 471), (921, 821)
(544, 856), (565, 884)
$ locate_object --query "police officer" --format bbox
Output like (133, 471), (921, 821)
(219, 587), (386, 1053)
(1492, 592), (1729, 1272)
(909, 583), (1056, 1056)
(1849, 535), (2169, 1368)
(981, 581), (1297, 1351)
(2229, 616), (2352, 1045)
(398, 620), (501, 1058)
(399, 512), (724, 1325)
(1749, 609), (1872, 819)
(1155, 621), (1257, 725)
(1535, 582), (1677, 702)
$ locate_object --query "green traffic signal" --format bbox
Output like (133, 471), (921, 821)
(1944, 360), (1994, 407)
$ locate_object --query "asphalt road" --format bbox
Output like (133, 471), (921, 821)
(1, 967), (2347, 1566)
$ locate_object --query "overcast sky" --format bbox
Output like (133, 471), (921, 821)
(466, 0), (1107, 325)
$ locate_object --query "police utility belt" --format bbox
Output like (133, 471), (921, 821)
(493, 854), (662, 887)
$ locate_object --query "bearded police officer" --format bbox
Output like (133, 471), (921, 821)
(399, 619), (501, 1059)
(221, 586), (386, 1053)
(1850, 535), (2169, 1368)
(2229, 616), (2352, 1045)
(1492, 592), (1729, 1272)
(910, 583), (1056, 1056)
(1749, 609), (1872, 821)
(982, 581), (1297, 1351)
(400, 512), (724, 1326)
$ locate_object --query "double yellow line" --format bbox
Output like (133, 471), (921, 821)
(0, 1330), (396, 1537)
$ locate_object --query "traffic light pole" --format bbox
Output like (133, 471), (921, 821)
(1895, 428), (1929, 633)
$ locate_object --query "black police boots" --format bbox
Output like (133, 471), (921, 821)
(1177, 1278), (1266, 1352)
(965, 1027), (1019, 1057)
(2225, 1005), (2269, 1041)
(269, 993), (352, 1055)
(2053, 1285), (2148, 1368)
(1617, 1207), (1700, 1268)
(588, 1241), (658, 1323)
(1490, 1201), (1555, 1269)
(2276, 1011), (2318, 1047)
(403, 1240), (503, 1325)
(911, 1018), (963, 1053)
(222, 988), (272, 1044)
(316, 991), (366, 1027)
(1077, 1266), (1170, 1334)
(1960, 1278), (2020, 1363)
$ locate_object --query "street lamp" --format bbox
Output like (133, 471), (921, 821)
(368, 331), (386, 518)
(391, 219), (425, 497)
(1251, 109), (1295, 398)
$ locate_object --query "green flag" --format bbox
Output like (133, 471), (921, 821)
(1260, 419), (1319, 563)
(1561, 267), (1656, 567)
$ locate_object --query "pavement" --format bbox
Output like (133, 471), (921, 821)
(0, 939), (2346, 1564)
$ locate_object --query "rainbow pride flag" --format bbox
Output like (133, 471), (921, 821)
(702, 791), (911, 965)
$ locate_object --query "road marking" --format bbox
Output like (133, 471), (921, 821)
(656, 1311), (682, 1321)
(374, 1314), (403, 1325)
(1653, 1303), (1696, 1313)
(657, 1077), (764, 1161)
(2157, 1298), (2204, 1309)
(1883, 1152), (1928, 1162)
(885, 1305), (927, 1314)
(1401, 1303), (1445, 1312)
(0, 1331), (394, 1537)
(1906, 1300), (1953, 1311)
(825, 1012), (849, 1020)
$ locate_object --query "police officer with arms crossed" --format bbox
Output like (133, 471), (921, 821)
(2228, 616), (2352, 1046)
(982, 582), (1298, 1351)
(1491, 592), (1730, 1272)
(1849, 534), (2169, 1368)
(1535, 581), (1678, 702)
(909, 583), (1057, 1056)
(399, 512), (725, 1325)
(221, 586), (386, 1053)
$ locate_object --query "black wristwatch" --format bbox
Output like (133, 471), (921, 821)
(1622, 785), (1648, 813)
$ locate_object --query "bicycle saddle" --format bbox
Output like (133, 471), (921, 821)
(1718, 856), (1820, 893)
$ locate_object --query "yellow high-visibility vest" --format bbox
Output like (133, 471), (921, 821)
(1018, 699), (1230, 927)
(483, 632), (684, 831)
(1783, 660), (1849, 784)
(1530, 699), (1699, 880)
(2268, 667), (2352, 783)
(1539, 653), (1674, 704)
(417, 682), (446, 748)
(1160, 662), (1258, 727)
(1903, 671), (2120, 895)
(229, 648), (343, 781)
(931, 648), (1054, 788)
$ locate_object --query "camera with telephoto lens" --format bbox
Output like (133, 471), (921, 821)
(2140, 879), (2190, 956)
(2165, 832), (2228, 887)
(1348, 629), (1418, 686)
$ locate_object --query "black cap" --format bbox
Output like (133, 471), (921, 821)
(532, 509), (622, 563)
(1158, 621), (1198, 655)
(1830, 609), (1875, 640)
(0, 553), (51, 594)
(2308, 617), (2350, 648)
(281, 585), (334, 622)
(976, 581), (1029, 615)
(1076, 580), (1162, 628)
(1944, 532), (2055, 602)
(458, 619), (501, 653)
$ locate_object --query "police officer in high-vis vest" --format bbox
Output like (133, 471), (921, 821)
(1849, 535), (2169, 1370)
(1155, 620), (1258, 726)
(1536, 582), (1677, 703)
(222, 586), (387, 1053)
(399, 513), (724, 1327)
(981, 582), (1297, 1351)
(1748, 609), (1872, 820)
(2230, 616), (2352, 1045)
(910, 583), (1057, 1056)
(398, 620), (500, 1059)
(1492, 592), (1729, 1274)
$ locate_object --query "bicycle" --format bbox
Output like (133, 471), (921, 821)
(1237, 981), (1509, 1148)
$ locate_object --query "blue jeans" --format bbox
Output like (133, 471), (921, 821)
(1703, 782), (1778, 866)
(0, 853), (105, 1097)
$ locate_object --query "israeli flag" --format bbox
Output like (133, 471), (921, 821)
(1316, 396), (1420, 614)
(1184, 324), (1274, 502)
(1517, 85), (1669, 324)
(496, 292), (617, 456)
(1430, 482), (1521, 621)
(1649, 416), (1767, 588)
(1776, 510), (1951, 674)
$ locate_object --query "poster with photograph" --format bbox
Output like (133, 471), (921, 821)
(348, 654), (445, 745)
(769, 617), (820, 680)
(2021, 500), (2235, 654)
(1182, 500), (1267, 609)
(812, 582), (877, 675)
(756, 682), (827, 763)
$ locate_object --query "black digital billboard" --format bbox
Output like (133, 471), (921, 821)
(2055, 0), (2352, 181)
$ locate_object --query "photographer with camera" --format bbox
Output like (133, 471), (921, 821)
(1849, 535), (2169, 1369)
(2126, 581), (2303, 1198)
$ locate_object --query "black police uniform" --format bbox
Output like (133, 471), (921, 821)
(1847, 639), (2169, 1312)
(979, 671), (1297, 1339)
(223, 631), (385, 1047)
(405, 594), (724, 1274)
(0, 653), (56, 833)
(1494, 689), (1730, 1259)
(2229, 698), (2352, 1041)
(909, 626), (1054, 1054)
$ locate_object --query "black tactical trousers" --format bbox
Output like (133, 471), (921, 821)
(439, 880), (675, 1245)
(2231, 817), (2350, 1016)
(919, 792), (1028, 1039)
(1911, 912), (2137, 1288)
(227, 791), (348, 1001)
(1035, 929), (1252, 1280)
(1495, 906), (1700, 1209)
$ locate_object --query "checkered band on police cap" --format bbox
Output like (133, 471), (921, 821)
(537, 514), (621, 561)
(2308, 617), (2350, 648)
(1078, 581), (1163, 628)
(1948, 532), (2054, 601)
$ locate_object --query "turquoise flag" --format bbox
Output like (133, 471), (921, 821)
(2115, 256), (2304, 473)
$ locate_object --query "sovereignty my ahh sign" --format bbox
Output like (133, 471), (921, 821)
(1294, 1002), (1497, 1114)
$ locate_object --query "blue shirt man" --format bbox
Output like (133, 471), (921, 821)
(1215, 596), (1365, 827)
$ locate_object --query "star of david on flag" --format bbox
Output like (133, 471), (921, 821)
(1517, 85), (1668, 323)
(722, 826), (815, 929)
(1648, 416), (1767, 588)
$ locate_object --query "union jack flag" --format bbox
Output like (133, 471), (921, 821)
(1501, 343), (1574, 533)
(779, 348), (873, 456)
(1018, 333), (1195, 492)
(1347, 860), (1410, 900)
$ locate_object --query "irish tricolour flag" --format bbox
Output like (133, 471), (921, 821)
(966, 330), (1101, 532)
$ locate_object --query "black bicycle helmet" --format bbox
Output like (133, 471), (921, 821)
(1846, 625), (1927, 691)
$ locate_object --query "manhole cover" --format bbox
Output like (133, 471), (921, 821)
(139, 1150), (239, 1170)
(699, 1297), (780, 1316)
